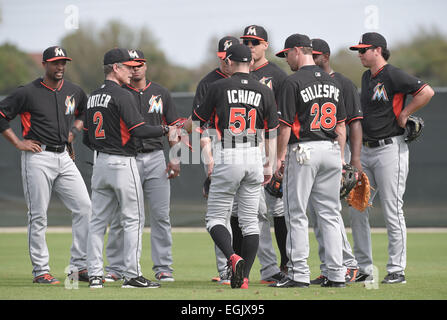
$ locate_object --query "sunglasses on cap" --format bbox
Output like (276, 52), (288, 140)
(358, 46), (376, 54)
(243, 39), (261, 46)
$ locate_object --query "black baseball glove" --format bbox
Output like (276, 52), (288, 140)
(405, 115), (424, 143)
(340, 164), (358, 199)
(265, 175), (283, 198)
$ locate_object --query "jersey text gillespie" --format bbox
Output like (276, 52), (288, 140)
(301, 84), (340, 103)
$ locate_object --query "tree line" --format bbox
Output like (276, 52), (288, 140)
(0, 21), (446, 95)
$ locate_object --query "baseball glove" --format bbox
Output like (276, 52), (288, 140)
(203, 177), (211, 199)
(340, 164), (358, 199)
(66, 142), (75, 161)
(405, 115), (424, 143)
(346, 172), (371, 212)
(265, 175), (283, 198)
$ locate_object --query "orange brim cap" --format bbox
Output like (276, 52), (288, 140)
(349, 44), (373, 50)
(122, 60), (143, 66)
(46, 56), (72, 62)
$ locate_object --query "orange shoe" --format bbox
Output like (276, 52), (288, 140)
(241, 278), (249, 289)
(228, 254), (245, 289)
(33, 273), (60, 284)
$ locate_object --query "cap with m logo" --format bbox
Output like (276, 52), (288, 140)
(43, 46), (72, 62)
(129, 49), (146, 62)
(240, 25), (268, 42)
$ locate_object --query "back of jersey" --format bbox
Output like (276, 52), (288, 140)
(193, 72), (278, 148)
(85, 80), (144, 156)
(278, 65), (346, 144)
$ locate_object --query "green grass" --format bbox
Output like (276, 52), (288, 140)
(0, 231), (446, 300)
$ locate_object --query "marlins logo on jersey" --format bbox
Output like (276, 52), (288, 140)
(372, 82), (389, 101)
(65, 95), (75, 115)
(148, 95), (163, 113)
(259, 76), (273, 90)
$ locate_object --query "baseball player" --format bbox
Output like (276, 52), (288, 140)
(231, 25), (289, 284)
(103, 49), (181, 283)
(0, 46), (91, 284)
(270, 34), (347, 288)
(193, 36), (240, 285)
(349, 33), (434, 284)
(84, 48), (174, 289)
(184, 43), (279, 289)
(308, 38), (362, 284)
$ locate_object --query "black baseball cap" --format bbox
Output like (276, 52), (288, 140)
(225, 44), (252, 62)
(129, 49), (146, 62)
(349, 32), (387, 50)
(42, 46), (72, 62)
(103, 48), (142, 66)
(240, 25), (268, 42)
(276, 33), (312, 58)
(311, 38), (331, 55)
(217, 36), (239, 59)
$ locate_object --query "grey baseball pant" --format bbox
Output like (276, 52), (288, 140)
(284, 141), (346, 283)
(87, 153), (145, 280)
(349, 135), (409, 275)
(21, 149), (91, 277)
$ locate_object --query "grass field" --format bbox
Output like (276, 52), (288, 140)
(0, 230), (446, 301)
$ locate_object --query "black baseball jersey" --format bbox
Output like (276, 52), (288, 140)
(192, 72), (279, 147)
(360, 64), (427, 141)
(192, 68), (228, 111)
(250, 61), (287, 100)
(125, 81), (179, 151)
(84, 80), (146, 156)
(278, 65), (346, 144)
(330, 72), (363, 124)
(0, 78), (87, 145)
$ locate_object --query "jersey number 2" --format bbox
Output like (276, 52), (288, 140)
(93, 111), (105, 139)
(310, 102), (337, 131)
(229, 107), (257, 135)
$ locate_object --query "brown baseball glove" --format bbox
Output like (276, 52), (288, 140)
(346, 171), (371, 212)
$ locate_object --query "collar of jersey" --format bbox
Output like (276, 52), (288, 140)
(40, 79), (64, 92)
(126, 81), (152, 92)
(371, 64), (388, 79)
(232, 72), (250, 78)
(252, 61), (269, 72)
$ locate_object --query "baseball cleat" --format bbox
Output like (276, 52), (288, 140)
(33, 273), (60, 284)
(228, 254), (245, 289)
(310, 274), (327, 285)
(260, 272), (286, 284)
(219, 269), (231, 285)
(122, 276), (161, 288)
(155, 272), (175, 282)
(381, 272), (406, 284)
(89, 276), (104, 288)
(321, 278), (346, 288)
(345, 268), (359, 283)
(67, 268), (89, 282)
(269, 277), (309, 288)
(355, 272), (374, 283)
(211, 275), (221, 282)
(104, 272), (122, 282)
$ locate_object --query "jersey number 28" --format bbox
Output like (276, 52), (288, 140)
(310, 102), (336, 131)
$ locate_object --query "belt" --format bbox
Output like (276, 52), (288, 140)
(363, 138), (393, 148)
(138, 149), (157, 153)
(41, 144), (66, 153)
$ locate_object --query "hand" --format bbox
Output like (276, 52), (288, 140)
(16, 139), (42, 153)
(275, 159), (285, 179)
(167, 126), (179, 143)
(166, 161), (180, 179)
(350, 158), (363, 174)
(263, 174), (272, 186)
(68, 131), (74, 144)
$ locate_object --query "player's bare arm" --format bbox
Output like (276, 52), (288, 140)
(275, 123), (291, 177)
(335, 121), (346, 164)
(397, 85), (435, 128)
(348, 120), (363, 172)
(264, 135), (277, 185)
